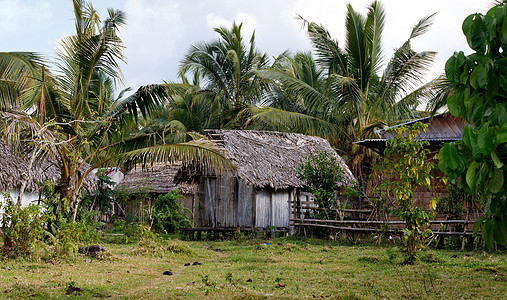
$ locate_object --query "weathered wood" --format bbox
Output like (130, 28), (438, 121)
(237, 180), (254, 227)
(290, 218), (471, 225)
(273, 189), (290, 227)
(292, 223), (397, 233)
(255, 189), (271, 227)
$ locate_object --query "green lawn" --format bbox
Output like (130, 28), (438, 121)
(0, 237), (506, 299)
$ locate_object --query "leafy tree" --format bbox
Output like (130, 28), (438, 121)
(0, 0), (230, 222)
(251, 1), (436, 176)
(296, 150), (346, 219)
(373, 122), (434, 263)
(438, 1), (507, 247)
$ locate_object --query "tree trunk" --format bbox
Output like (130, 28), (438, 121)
(17, 147), (42, 210)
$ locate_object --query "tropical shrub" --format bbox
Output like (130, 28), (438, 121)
(439, 2), (507, 247)
(0, 194), (46, 257)
(296, 150), (346, 219)
(152, 191), (192, 233)
(373, 122), (435, 263)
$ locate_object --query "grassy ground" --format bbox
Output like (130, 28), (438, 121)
(0, 236), (506, 299)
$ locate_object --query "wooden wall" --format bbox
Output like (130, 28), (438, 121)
(197, 175), (292, 229)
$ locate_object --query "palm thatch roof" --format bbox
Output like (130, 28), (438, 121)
(0, 143), (97, 194)
(115, 163), (197, 195)
(204, 130), (355, 189)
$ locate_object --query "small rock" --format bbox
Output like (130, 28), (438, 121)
(184, 263), (191, 266)
(192, 261), (202, 266)
(246, 278), (253, 282)
(78, 245), (105, 256)
(163, 271), (173, 276)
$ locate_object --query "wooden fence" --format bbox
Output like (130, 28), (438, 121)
(290, 192), (480, 249)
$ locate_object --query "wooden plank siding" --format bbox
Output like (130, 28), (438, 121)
(237, 180), (254, 227)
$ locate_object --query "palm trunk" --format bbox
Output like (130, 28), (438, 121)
(17, 148), (42, 210)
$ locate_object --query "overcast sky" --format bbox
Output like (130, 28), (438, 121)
(1, 0), (492, 92)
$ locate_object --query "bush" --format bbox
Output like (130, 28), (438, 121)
(0, 195), (46, 257)
(55, 221), (97, 255)
(296, 151), (345, 219)
(152, 191), (192, 233)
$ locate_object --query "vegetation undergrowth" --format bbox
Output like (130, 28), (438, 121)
(0, 235), (505, 299)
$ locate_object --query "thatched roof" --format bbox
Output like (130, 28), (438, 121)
(0, 143), (97, 194)
(115, 163), (197, 195)
(206, 130), (355, 189)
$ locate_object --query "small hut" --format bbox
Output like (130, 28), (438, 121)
(115, 164), (197, 219)
(0, 143), (97, 206)
(178, 130), (355, 232)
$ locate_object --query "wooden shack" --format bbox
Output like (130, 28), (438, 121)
(115, 164), (197, 220)
(355, 113), (466, 208)
(177, 130), (355, 232)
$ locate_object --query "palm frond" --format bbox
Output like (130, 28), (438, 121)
(247, 106), (337, 139)
(364, 1), (386, 76)
(345, 3), (366, 89)
(0, 52), (44, 110)
(109, 138), (233, 174)
(408, 13), (436, 40)
(424, 75), (454, 115)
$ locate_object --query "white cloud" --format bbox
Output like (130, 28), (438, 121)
(0, 0), (52, 39)
(121, 0), (184, 88)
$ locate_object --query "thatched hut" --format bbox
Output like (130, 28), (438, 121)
(179, 130), (355, 231)
(115, 164), (197, 219)
(0, 143), (97, 206)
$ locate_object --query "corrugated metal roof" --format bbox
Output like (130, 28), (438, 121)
(356, 113), (466, 152)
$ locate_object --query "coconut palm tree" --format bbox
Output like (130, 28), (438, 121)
(251, 1), (437, 175)
(179, 22), (270, 129)
(0, 0), (229, 221)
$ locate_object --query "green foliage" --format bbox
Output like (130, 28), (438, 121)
(88, 174), (116, 213)
(152, 191), (192, 233)
(296, 150), (345, 219)
(55, 221), (97, 256)
(374, 122), (435, 263)
(440, 2), (507, 248)
(436, 178), (477, 219)
(0, 194), (46, 257)
(40, 180), (72, 236)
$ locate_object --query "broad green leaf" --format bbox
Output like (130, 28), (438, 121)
(491, 152), (504, 168)
(462, 14), (475, 39)
(473, 216), (486, 236)
(482, 218), (494, 248)
(493, 217), (507, 245)
(503, 7), (507, 41)
(470, 63), (489, 89)
(446, 91), (460, 117)
(468, 14), (487, 53)
(466, 161), (478, 192)
(486, 103), (507, 125)
(477, 122), (494, 155)
(497, 122), (507, 144)
(445, 56), (460, 84)
(486, 167), (504, 193)
(441, 143), (459, 170)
